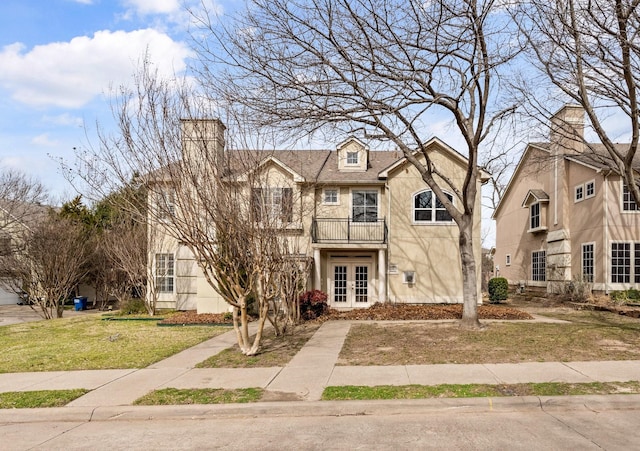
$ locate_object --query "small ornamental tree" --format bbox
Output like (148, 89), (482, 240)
(488, 277), (508, 304)
(299, 290), (329, 320)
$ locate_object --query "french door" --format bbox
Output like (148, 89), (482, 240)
(331, 263), (372, 308)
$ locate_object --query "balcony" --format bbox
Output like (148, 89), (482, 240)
(311, 217), (387, 244)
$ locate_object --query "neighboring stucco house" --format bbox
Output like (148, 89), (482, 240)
(493, 105), (640, 294)
(152, 119), (488, 313)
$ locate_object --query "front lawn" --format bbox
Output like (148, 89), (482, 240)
(0, 313), (228, 373)
(338, 310), (640, 365)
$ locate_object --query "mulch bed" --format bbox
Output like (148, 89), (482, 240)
(158, 303), (532, 325)
(158, 311), (234, 325)
(323, 303), (532, 321)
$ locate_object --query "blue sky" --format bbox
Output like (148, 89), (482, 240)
(0, 0), (228, 200)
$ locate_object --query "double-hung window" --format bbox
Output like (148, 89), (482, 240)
(622, 184), (639, 211)
(352, 190), (378, 223)
(251, 188), (293, 223)
(611, 242), (640, 283)
(530, 203), (540, 230)
(155, 253), (174, 293)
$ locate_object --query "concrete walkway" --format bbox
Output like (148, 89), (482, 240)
(1, 318), (640, 407)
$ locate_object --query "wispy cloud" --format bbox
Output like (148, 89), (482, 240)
(31, 133), (60, 147)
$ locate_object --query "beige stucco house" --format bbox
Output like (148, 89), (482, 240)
(493, 105), (640, 294)
(152, 119), (487, 313)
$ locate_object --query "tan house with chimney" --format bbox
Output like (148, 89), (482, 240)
(152, 119), (488, 313)
(493, 105), (640, 294)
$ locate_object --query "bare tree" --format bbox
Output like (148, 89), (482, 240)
(70, 64), (312, 354)
(0, 214), (91, 319)
(0, 169), (47, 231)
(191, 0), (520, 328)
(512, 0), (640, 206)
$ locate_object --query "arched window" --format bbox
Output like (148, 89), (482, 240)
(413, 190), (453, 223)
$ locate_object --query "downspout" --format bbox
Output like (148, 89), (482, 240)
(603, 170), (610, 294)
(554, 154), (559, 225)
(386, 182), (391, 303)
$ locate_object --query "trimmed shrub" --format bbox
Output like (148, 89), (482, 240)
(611, 289), (640, 305)
(117, 298), (148, 315)
(299, 290), (329, 320)
(488, 277), (508, 303)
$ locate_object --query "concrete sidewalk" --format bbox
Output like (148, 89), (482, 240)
(1, 318), (639, 407)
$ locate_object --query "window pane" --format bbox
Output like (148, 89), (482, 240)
(436, 210), (452, 221)
(415, 210), (432, 221)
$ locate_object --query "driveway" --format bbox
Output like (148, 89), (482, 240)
(0, 304), (90, 326)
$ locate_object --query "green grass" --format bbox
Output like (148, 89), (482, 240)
(0, 313), (228, 373)
(0, 389), (89, 408)
(134, 387), (264, 405)
(322, 381), (640, 400)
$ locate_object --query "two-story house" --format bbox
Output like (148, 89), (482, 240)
(493, 105), (640, 294)
(152, 119), (487, 313)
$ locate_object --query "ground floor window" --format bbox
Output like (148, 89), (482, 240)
(532, 250), (546, 281)
(582, 243), (594, 283)
(611, 242), (640, 284)
(155, 253), (175, 293)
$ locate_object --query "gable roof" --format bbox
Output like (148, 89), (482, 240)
(521, 189), (550, 208)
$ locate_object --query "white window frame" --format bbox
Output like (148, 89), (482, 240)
(622, 183), (639, 212)
(610, 242), (640, 284)
(581, 243), (595, 283)
(155, 253), (175, 293)
(574, 184), (584, 202)
(532, 250), (546, 282)
(322, 188), (340, 205)
(346, 151), (359, 165)
(530, 202), (541, 230)
(585, 180), (595, 199)
(412, 189), (454, 224)
(156, 188), (176, 221)
(505, 254), (511, 266)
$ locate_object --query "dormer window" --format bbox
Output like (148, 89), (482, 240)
(522, 189), (549, 233)
(623, 184), (639, 211)
(530, 203), (540, 229)
(346, 151), (359, 165)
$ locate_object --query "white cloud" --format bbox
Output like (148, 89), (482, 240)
(0, 29), (192, 108)
(123, 0), (181, 15)
(43, 113), (84, 127)
(31, 134), (60, 147)
(71, 0), (94, 4)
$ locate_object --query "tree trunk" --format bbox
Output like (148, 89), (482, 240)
(458, 214), (481, 329)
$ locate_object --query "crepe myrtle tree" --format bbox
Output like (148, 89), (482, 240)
(0, 211), (91, 319)
(512, 0), (640, 207)
(70, 64), (311, 354)
(190, 0), (520, 328)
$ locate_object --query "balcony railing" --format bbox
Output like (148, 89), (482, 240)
(311, 217), (387, 244)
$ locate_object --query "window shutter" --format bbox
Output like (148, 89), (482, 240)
(282, 188), (293, 222)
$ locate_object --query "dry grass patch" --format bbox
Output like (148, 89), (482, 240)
(197, 323), (320, 368)
(339, 311), (640, 365)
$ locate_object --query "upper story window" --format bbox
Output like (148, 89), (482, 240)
(622, 184), (639, 211)
(156, 188), (176, 220)
(251, 187), (293, 223)
(346, 151), (359, 165)
(323, 188), (339, 205)
(575, 185), (584, 202)
(352, 190), (378, 223)
(413, 190), (453, 223)
(530, 202), (541, 230)
(585, 180), (595, 198)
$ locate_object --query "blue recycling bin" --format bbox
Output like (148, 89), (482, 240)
(74, 296), (88, 311)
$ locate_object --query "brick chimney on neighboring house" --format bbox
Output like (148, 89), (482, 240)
(546, 104), (585, 294)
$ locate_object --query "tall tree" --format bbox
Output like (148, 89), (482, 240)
(512, 0), (640, 206)
(192, 0), (519, 327)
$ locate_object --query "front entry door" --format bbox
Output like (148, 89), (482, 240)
(331, 263), (372, 308)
